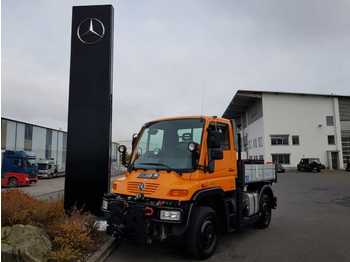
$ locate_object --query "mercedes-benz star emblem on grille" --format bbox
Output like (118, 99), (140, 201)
(138, 183), (145, 191)
(77, 18), (105, 44)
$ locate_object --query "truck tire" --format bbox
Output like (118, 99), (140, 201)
(8, 177), (18, 188)
(256, 194), (272, 229)
(187, 206), (217, 260)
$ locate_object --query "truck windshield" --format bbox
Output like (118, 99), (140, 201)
(27, 159), (36, 167)
(38, 163), (48, 170)
(131, 118), (204, 171)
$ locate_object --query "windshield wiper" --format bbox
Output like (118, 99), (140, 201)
(136, 162), (172, 171)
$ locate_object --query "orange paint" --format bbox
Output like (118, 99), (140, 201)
(112, 116), (237, 201)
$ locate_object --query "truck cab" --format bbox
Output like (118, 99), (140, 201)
(1, 150), (38, 187)
(103, 116), (277, 259)
(37, 158), (58, 178)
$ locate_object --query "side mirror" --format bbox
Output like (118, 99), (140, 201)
(131, 133), (138, 151)
(207, 129), (221, 148)
(118, 145), (128, 167)
(210, 148), (223, 160)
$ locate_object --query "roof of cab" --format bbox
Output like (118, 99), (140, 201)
(146, 115), (231, 124)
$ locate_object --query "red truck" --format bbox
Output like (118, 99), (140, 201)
(1, 150), (38, 187)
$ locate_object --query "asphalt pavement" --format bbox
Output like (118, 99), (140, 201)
(106, 170), (350, 262)
(1, 176), (66, 197)
(2, 173), (120, 199)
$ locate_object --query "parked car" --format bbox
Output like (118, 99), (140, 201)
(297, 158), (325, 172)
(346, 158), (350, 171)
(276, 162), (285, 173)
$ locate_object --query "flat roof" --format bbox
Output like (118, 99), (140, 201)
(223, 89), (350, 120)
(2, 116), (119, 145)
(2, 117), (67, 133)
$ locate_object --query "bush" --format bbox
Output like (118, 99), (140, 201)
(2, 190), (65, 226)
(47, 210), (98, 261)
(2, 190), (101, 261)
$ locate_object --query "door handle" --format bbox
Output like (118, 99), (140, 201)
(228, 168), (235, 172)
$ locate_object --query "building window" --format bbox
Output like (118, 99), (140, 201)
(1, 119), (7, 150)
(328, 135), (335, 145)
(259, 155), (264, 160)
(326, 116), (334, 126)
(292, 135), (300, 145)
(253, 139), (257, 148)
(258, 137), (263, 147)
(46, 129), (53, 159)
(342, 136), (350, 166)
(24, 124), (33, 151)
(271, 135), (289, 145)
(271, 153), (290, 164)
(243, 135), (248, 151)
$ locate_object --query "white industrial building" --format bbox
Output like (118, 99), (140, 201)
(1, 117), (120, 174)
(223, 90), (350, 169)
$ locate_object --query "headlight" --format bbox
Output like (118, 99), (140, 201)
(101, 199), (108, 210)
(160, 210), (181, 221)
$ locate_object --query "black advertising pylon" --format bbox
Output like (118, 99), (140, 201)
(65, 5), (114, 215)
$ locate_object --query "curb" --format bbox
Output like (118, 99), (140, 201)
(35, 189), (64, 201)
(87, 236), (117, 262)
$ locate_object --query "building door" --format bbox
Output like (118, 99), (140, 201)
(331, 152), (339, 169)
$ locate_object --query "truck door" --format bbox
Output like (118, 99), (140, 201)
(206, 122), (236, 189)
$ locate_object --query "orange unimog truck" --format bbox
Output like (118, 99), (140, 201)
(102, 116), (277, 259)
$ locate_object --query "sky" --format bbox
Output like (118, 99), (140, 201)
(2, 0), (350, 143)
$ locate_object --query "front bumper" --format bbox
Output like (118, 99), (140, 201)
(38, 174), (49, 178)
(29, 176), (38, 183)
(102, 193), (191, 242)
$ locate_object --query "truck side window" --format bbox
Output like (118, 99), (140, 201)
(13, 159), (22, 167)
(208, 123), (230, 150)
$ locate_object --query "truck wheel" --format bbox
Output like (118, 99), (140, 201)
(8, 177), (18, 188)
(187, 206), (217, 260)
(256, 194), (272, 229)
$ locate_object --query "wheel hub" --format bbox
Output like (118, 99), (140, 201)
(200, 220), (215, 250)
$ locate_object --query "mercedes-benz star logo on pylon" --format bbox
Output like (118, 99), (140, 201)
(77, 18), (105, 44)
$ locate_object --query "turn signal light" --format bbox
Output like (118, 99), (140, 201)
(169, 189), (189, 197)
(112, 183), (117, 191)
